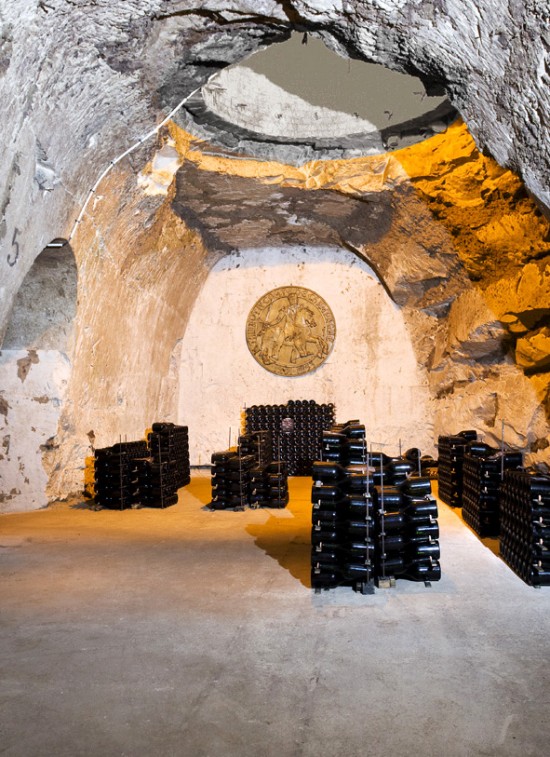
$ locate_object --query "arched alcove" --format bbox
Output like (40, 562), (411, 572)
(3, 240), (77, 351)
(178, 245), (433, 464)
(0, 240), (76, 512)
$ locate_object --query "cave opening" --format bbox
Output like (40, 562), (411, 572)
(178, 31), (457, 162)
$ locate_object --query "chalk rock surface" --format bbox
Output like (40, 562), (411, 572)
(1, 1), (549, 509)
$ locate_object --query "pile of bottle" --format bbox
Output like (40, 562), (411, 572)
(210, 430), (289, 510)
(500, 470), (550, 586)
(244, 400), (335, 475)
(94, 441), (149, 510)
(134, 458), (178, 508)
(251, 459), (289, 509)
(437, 430), (478, 507)
(210, 450), (256, 510)
(311, 421), (441, 593)
(238, 430), (272, 469)
(147, 423), (190, 490)
(93, 423), (190, 509)
(462, 445), (523, 537)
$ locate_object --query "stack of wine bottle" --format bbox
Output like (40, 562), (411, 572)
(93, 423), (190, 509)
(244, 400), (335, 475)
(311, 421), (441, 592)
(462, 446), (523, 537)
(321, 421), (436, 478)
(238, 430), (272, 468)
(500, 470), (550, 586)
(210, 430), (289, 510)
(148, 423), (191, 490)
(94, 441), (149, 510)
(437, 430), (479, 507)
(210, 451), (256, 510)
(247, 460), (288, 508)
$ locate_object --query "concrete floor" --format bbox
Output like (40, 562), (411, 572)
(1, 476), (549, 757)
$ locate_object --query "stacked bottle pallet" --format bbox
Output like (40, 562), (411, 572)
(462, 448), (523, 537)
(135, 458), (178, 508)
(311, 458), (374, 593)
(148, 423), (190, 489)
(311, 421), (366, 588)
(210, 430), (289, 510)
(210, 450), (236, 509)
(94, 441), (149, 510)
(210, 451), (256, 510)
(373, 477), (440, 586)
(244, 400), (335, 475)
(500, 470), (550, 586)
(311, 422), (441, 592)
(437, 430), (478, 507)
(261, 460), (289, 508)
(93, 422), (190, 509)
(239, 430), (272, 469)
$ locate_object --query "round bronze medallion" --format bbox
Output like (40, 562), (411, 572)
(246, 286), (336, 376)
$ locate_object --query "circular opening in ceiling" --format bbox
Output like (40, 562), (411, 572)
(179, 33), (456, 164)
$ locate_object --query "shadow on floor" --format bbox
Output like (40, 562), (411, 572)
(69, 500), (97, 510)
(455, 506), (501, 557)
(246, 501), (311, 588)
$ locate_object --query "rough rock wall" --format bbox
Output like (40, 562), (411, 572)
(167, 119), (550, 464)
(396, 123), (550, 460)
(1, 1), (549, 323)
(0, 349), (70, 512)
(0, 244), (76, 511)
(1, 2), (549, 508)
(45, 156), (212, 500)
(46, 114), (550, 502)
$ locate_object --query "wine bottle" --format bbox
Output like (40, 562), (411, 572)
(311, 461), (347, 483)
(377, 556), (441, 582)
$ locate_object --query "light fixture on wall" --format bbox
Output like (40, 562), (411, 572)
(45, 238), (68, 248)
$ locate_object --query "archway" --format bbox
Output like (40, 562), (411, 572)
(179, 244), (433, 465)
(0, 240), (76, 512)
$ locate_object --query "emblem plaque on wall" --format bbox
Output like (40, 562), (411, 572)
(246, 286), (336, 376)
